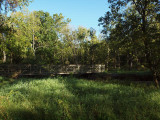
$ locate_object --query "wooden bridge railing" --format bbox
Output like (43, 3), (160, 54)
(0, 64), (105, 77)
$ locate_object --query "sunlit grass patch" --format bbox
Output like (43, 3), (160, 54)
(0, 76), (160, 120)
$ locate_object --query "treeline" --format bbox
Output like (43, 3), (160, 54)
(0, 0), (160, 86)
(0, 9), (152, 70)
(0, 9), (108, 65)
(99, 0), (160, 87)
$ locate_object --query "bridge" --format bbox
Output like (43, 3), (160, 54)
(0, 64), (105, 78)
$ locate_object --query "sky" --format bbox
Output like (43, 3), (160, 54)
(28, 0), (109, 35)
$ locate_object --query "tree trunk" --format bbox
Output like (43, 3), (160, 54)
(3, 50), (6, 63)
(118, 53), (121, 69)
(114, 50), (117, 69)
(114, 58), (117, 69)
(106, 60), (109, 71)
(2, 33), (6, 63)
(129, 59), (133, 70)
(32, 30), (35, 57)
(106, 47), (110, 71)
(153, 72), (159, 88)
(10, 53), (13, 64)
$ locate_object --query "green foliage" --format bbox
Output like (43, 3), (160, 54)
(0, 0), (31, 14)
(0, 2), (109, 65)
(1, 0), (159, 81)
(0, 77), (160, 120)
(53, 13), (71, 33)
(99, 0), (160, 86)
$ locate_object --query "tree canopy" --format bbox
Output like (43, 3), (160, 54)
(99, 0), (160, 87)
(0, 0), (159, 87)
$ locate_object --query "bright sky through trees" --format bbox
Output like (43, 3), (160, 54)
(28, 0), (109, 35)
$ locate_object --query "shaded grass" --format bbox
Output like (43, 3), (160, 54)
(0, 76), (15, 87)
(0, 76), (160, 120)
(104, 70), (151, 75)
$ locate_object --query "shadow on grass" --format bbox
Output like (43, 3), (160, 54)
(1, 81), (73, 120)
(0, 76), (160, 120)
(0, 76), (49, 88)
(61, 77), (160, 120)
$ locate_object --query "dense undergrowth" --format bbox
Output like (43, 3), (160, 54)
(0, 76), (160, 120)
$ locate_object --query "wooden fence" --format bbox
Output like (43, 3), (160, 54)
(0, 64), (105, 77)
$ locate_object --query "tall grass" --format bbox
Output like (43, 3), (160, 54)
(0, 76), (160, 120)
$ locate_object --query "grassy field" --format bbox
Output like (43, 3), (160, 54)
(0, 76), (160, 120)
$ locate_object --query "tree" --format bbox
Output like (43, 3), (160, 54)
(0, 0), (31, 14)
(7, 10), (37, 63)
(53, 13), (71, 35)
(0, 0), (31, 63)
(99, 0), (160, 87)
(34, 11), (58, 64)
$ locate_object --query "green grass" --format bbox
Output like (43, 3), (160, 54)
(104, 70), (151, 75)
(0, 76), (160, 120)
